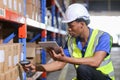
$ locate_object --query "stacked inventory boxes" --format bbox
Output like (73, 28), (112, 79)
(0, 43), (23, 80)
(26, 0), (41, 22)
(0, 0), (24, 15)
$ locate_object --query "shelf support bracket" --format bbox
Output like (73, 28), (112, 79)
(51, 0), (56, 27)
(3, 31), (17, 43)
(41, 30), (47, 80)
(29, 34), (41, 42)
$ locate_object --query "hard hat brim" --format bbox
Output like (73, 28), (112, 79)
(62, 19), (75, 23)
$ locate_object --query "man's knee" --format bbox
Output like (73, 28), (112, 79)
(76, 64), (91, 73)
(76, 65), (93, 80)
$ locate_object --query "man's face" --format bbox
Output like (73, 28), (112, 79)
(67, 21), (83, 37)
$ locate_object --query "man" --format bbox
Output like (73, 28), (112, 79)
(24, 3), (115, 80)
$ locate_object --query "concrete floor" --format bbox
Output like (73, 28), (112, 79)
(47, 47), (120, 80)
(111, 47), (120, 80)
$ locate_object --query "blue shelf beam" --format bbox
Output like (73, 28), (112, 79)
(29, 34), (41, 42)
(18, 23), (27, 80)
(41, 30), (47, 64)
(41, 0), (46, 23)
(41, 30), (47, 80)
(3, 31), (17, 43)
(19, 38), (27, 60)
(56, 9), (59, 28)
(41, 0), (47, 79)
(51, 0), (56, 27)
(19, 38), (26, 80)
(23, 0), (26, 16)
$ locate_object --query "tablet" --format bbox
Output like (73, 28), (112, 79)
(39, 41), (59, 49)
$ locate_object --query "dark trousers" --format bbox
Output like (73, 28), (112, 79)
(76, 65), (111, 80)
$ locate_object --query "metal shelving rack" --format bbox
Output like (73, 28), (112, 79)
(0, 0), (67, 80)
(27, 0), (67, 80)
(26, 0), (67, 80)
(0, 8), (26, 60)
(0, 6), (27, 80)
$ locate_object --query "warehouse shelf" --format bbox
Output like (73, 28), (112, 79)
(46, 26), (67, 35)
(26, 18), (67, 35)
(0, 9), (27, 61)
(0, 8), (27, 80)
(0, 8), (25, 24)
(0, 0), (67, 80)
(26, 18), (46, 29)
(54, 0), (65, 18)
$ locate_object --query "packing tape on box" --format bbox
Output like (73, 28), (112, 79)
(0, 50), (5, 62)
(8, 56), (12, 67)
(14, 55), (19, 66)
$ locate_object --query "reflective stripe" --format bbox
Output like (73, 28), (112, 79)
(68, 36), (73, 56)
(109, 71), (115, 77)
(72, 77), (77, 80)
(93, 30), (104, 52)
(99, 57), (111, 67)
(111, 76), (115, 80)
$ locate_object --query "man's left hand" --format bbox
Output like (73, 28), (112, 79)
(46, 47), (65, 61)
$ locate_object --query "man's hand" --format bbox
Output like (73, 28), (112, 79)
(46, 47), (66, 61)
(22, 63), (46, 72)
(23, 63), (36, 73)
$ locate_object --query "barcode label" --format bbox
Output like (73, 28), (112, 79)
(0, 8), (5, 17)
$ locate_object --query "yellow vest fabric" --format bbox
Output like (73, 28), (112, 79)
(68, 29), (115, 80)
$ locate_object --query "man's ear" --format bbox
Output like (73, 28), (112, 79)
(79, 22), (84, 29)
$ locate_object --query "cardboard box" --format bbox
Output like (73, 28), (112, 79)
(0, 43), (22, 73)
(26, 43), (42, 64)
(0, 1), (4, 8)
(27, 0), (36, 4)
(26, 43), (36, 58)
(0, 0), (8, 9)
(5, 69), (12, 80)
(0, 0), (25, 15)
(0, 74), (5, 80)
(26, 1), (40, 21)
(12, 0), (18, 13)
(8, 45), (14, 70)
(8, 0), (17, 13)
(35, 0), (40, 8)
(35, 7), (41, 22)
(12, 43), (22, 67)
(3, 45), (9, 72)
(8, 0), (12, 9)
(35, 48), (41, 64)
(0, 47), (5, 73)
(17, 0), (24, 15)
(26, 3), (35, 19)
(3, 65), (22, 80)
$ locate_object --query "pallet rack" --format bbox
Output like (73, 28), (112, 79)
(0, 0), (67, 80)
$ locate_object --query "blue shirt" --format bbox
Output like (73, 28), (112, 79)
(63, 27), (111, 57)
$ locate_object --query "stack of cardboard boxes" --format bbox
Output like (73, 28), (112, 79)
(26, 0), (41, 22)
(0, 0), (24, 16)
(0, 0), (43, 79)
(26, 43), (41, 65)
(0, 0), (41, 22)
(0, 43), (23, 80)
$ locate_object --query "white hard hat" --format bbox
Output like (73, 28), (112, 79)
(62, 3), (90, 23)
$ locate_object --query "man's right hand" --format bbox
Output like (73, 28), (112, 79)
(23, 63), (36, 73)
(22, 63), (46, 72)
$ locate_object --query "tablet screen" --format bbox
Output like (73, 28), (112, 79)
(39, 41), (59, 49)
(39, 41), (61, 54)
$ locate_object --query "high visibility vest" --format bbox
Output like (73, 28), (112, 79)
(68, 29), (115, 80)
